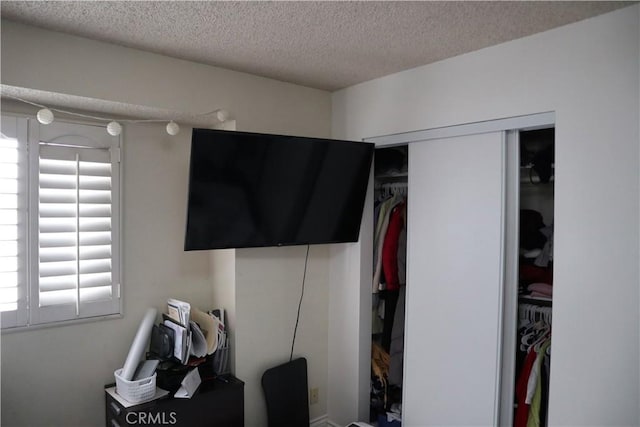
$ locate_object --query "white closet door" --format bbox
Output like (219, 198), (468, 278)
(404, 131), (505, 426)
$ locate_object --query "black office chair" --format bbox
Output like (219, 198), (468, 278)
(261, 357), (310, 427)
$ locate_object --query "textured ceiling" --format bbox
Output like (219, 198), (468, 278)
(0, 1), (634, 91)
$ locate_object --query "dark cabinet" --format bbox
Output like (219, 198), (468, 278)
(105, 376), (244, 427)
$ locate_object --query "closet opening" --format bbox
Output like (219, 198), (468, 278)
(371, 145), (408, 426)
(513, 127), (554, 427)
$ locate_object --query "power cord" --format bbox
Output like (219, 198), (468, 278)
(290, 244), (310, 362)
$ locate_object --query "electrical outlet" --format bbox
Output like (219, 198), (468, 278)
(310, 387), (319, 405)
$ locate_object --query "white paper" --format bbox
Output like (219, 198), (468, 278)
(167, 304), (181, 324)
(189, 321), (207, 358)
(167, 298), (190, 326)
(191, 308), (218, 355)
(174, 368), (201, 399)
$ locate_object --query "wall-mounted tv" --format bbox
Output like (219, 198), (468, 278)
(184, 129), (374, 250)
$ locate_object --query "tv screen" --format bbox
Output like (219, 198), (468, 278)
(184, 129), (374, 250)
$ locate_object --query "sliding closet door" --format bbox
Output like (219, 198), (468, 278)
(404, 131), (505, 426)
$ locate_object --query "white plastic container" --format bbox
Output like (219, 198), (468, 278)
(114, 368), (156, 403)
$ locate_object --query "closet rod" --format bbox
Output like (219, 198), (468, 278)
(376, 181), (407, 186)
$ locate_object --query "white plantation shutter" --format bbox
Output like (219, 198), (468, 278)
(32, 145), (116, 322)
(0, 116), (28, 328)
(29, 120), (121, 325)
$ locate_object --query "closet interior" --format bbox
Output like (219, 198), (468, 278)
(371, 145), (408, 426)
(513, 127), (554, 427)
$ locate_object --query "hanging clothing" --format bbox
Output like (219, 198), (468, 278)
(382, 202), (406, 292)
(386, 215), (408, 362)
(526, 339), (551, 404)
(374, 196), (397, 253)
(540, 355), (550, 427)
(372, 294), (384, 335)
(396, 219), (407, 286)
(381, 290), (399, 351)
(515, 348), (538, 427)
(515, 304), (552, 427)
(388, 284), (405, 386)
(376, 199), (407, 348)
(527, 340), (552, 427)
(373, 196), (401, 292)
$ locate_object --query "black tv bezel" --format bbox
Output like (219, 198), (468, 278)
(184, 129), (374, 251)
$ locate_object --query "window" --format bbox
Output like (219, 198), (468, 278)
(1, 115), (121, 329)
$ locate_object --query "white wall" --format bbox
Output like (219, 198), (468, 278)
(1, 21), (331, 426)
(235, 245), (329, 427)
(327, 177), (373, 424)
(330, 5), (640, 426)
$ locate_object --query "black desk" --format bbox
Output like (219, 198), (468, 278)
(105, 375), (244, 427)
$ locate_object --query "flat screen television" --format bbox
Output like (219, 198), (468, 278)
(184, 129), (374, 250)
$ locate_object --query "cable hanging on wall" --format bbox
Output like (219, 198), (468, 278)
(4, 94), (230, 136)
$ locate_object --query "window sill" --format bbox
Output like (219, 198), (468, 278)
(1, 312), (123, 334)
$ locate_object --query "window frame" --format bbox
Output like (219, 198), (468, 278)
(1, 113), (122, 331)
(0, 115), (30, 329)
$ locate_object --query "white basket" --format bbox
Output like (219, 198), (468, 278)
(114, 368), (156, 404)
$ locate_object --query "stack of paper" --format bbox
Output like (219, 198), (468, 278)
(210, 309), (227, 352)
(191, 308), (219, 356)
(167, 299), (190, 326)
(189, 320), (207, 358)
(162, 299), (190, 364)
(162, 300), (230, 365)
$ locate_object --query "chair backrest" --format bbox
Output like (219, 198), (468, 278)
(261, 357), (309, 427)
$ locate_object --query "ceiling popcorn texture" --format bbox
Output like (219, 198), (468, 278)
(0, 1), (634, 91)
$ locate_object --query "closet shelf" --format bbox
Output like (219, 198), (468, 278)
(375, 172), (408, 182)
(520, 176), (555, 185)
(519, 295), (552, 307)
(520, 163), (555, 169)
